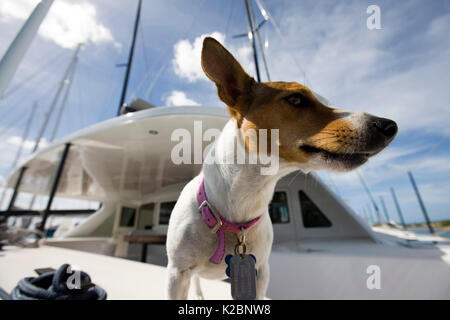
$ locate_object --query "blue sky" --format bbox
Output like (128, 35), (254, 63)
(0, 0), (449, 224)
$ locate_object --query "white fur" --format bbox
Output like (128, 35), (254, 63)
(166, 118), (302, 300)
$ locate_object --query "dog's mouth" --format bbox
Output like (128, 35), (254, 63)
(299, 144), (371, 170)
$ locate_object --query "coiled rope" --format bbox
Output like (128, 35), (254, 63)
(7, 264), (107, 300)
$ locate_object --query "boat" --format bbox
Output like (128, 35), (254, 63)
(0, 0), (449, 300)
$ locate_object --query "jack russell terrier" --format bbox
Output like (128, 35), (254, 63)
(166, 37), (397, 299)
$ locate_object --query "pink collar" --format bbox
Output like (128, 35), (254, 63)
(196, 172), (262, 264)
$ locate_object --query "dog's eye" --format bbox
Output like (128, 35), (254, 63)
(285, 94), (302, 106)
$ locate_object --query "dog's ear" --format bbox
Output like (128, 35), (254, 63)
(201, 37), (255, 111)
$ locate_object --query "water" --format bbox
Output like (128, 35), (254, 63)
(440, 230), (450, 239)
(409, 228), (450, 239)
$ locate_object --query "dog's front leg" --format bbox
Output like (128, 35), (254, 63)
(255, 262), (270, 300)
(167, 264), (193, 300)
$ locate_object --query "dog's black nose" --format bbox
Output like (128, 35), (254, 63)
(370, 117), (398, 139)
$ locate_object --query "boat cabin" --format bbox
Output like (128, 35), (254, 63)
(5, 106), (375, 265)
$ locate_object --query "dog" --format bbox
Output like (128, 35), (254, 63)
(166, 37), (397, 299)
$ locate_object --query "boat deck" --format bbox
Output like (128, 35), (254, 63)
(0, 245), (231, 300)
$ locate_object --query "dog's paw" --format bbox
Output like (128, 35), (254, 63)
(193, 292), (205, 300)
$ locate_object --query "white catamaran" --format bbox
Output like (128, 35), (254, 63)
(0, 0), (449, 300)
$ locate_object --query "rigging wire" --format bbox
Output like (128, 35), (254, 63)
(139, 22), (151, 79)
(244, 0), (261, 82)
(0, 52), (72, 126)
(129, 0), (208, 102)
(254, 0), (309, 86)
(409, 133), (450, 170)
(78, 55), (119, 120)
(0, 103), (37, 208)
(96, 56), (125, 119)
(225, 0), (236, 37)
(142, 0), (208, 101)
(129, 58), (159, 102)
(31, 43), (83, 153)
(246, 0), (271, 81)
(132, 0), (205, 101)
(143, 59), (170, 101)
(0, 80), (60, 127)
(75, 66), (85, 128)
(1, 50), (69, 101)
(0, 112), (30, 140)
(357, 169), (383, 223)
(78, 54), (118, 75)
(131, 19), (186, 102)
(50, 57), (78, 141)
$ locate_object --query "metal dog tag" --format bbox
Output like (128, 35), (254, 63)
(228, 254), (257, 300)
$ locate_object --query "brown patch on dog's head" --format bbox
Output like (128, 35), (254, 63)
(201, 37), (397, 171)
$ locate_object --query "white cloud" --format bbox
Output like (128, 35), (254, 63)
(390, 154), (450, 176)
(6, 135), (48, 152)
(428, 14), (450, 38)
(365, 144), (428, 169)
(0, 134), (48, 173)
(172, 31), (254, 82)
(172, 31), (225, 82)
(164, 90), (200, 106)
(0, 0), (32, 21)
(7, 135), (37, 150)
(0, 0), (120, 49)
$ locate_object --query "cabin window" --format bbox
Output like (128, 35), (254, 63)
(268, 191), (290, 223)
(119, 207), (136, 227)
(298, 190), (332, 228)
(138, 203), (155, 229)
(159, 201), (177, 225)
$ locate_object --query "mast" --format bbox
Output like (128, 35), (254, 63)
(244, 0), (261, 82)
(50, 55), (78, 141)
(0, 0), (54, 100)
(357, 171), (383, 224)
(407, 171), (434, 234)
(246, 0), (270, 81)
(379, 195), (390, 222)
(117, 0), (142, 116)
(367, 204), (375, 225)
(390, 187), (407, 229)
